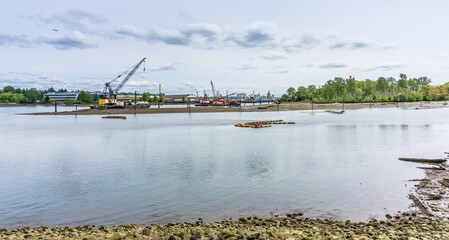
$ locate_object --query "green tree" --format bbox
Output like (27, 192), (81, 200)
(3, 86), (15, 93)
(398, 73), (408, 91)
(376, 77), (389, 94)
(141, 92), (151, 102)
(24, 88), (40, 103)
(296, 86), (309, 101)
(78, 91), (93, 103)
(286, 87), (296, 99)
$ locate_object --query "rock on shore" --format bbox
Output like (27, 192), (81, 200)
(1, 215), (449, 239)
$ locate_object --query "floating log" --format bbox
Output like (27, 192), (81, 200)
(408, 194), (433, 216)
(102, 116), (127, 119)
(325, 110), (345, 114)
(399, 158), (446, 163)
(417, 167), (446, 170)
(234, 120), (294, 128)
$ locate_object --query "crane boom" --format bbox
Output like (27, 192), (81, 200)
(114, 57), (146, 94)
(99, 57), (146, 105)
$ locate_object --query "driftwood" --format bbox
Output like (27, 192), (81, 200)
(409, 194), (433, 216)
(438, 179), (449, 188)
(408, 178), (427, 181)
(417, 167), (446, 170)
(399, 158), (447, 163)
(325, 110), (345, 114)
(417, 179), (430, 189)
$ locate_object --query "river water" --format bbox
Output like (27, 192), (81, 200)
(0, 105), (447, 229)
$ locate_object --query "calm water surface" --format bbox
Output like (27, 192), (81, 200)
(1, 105), (448, 229)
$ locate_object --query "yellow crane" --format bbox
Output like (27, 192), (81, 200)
(99, 57), (146, 106)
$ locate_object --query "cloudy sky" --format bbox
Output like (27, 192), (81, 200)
(1, 0), (449, 96)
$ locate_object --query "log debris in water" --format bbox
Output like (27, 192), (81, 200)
(408, 194), (433, 216)
(398, 157), (447, 163)
(325, 110), (345, 114)
(417, 166), (446, 170)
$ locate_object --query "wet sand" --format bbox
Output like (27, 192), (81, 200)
(21, 100), (448, 115)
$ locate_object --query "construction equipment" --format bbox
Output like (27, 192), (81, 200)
(195, 80), (239, 106)
(99, 57), (146, 106)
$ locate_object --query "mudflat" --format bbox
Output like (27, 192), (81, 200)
(21, 101), (448, 115)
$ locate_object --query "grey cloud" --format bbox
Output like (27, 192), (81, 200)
(227, 21), (278, 48)
(351, 40), (370, 49)
(234, 64), (258, 71)
(1, 72), (67, 90)
(115, 25), (147, 39)
(330, 38), (390, 50)
(363, 63), (404, 72)
(151, 63), (179, 71)
(42, 9), (109, 31)
(181, 24), (221, 41)
(260, 54), (285, 60)
(41, 31), (97, 50)
(268, 65), (289, 73)
(320, 63), (347, 69)
(116, 24), (220, 46)
(268, 69), (289, 74)
(114, 22), (390, 54)
(330, 43), (346, 49)
(0, 33), (34, 48)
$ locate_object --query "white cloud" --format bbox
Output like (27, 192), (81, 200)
(41, 31), (97, 50)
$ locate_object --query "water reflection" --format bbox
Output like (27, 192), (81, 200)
(0, 106), (448, 228)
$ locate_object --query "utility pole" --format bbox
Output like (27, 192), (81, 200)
(158, 84), (161, 109)
(134, 91), (137, 115)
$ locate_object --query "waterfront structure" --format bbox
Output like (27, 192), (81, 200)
(164, 94), (197, 102)
(236, 93), (246, 101)
(42, 92), (79, 102)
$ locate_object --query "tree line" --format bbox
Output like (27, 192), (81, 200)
(0, 86), (93, 104)
(281, 74), (449, 103)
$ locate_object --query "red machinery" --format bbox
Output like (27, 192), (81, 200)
(196, 81), (237, 106)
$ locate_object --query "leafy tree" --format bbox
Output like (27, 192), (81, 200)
(398, 73), (408, 90)
(3, 86), (15, 93)
(376, 77), (389, 94)
(24, 88), (40, 103)
(141, 92), (151, 102)
(346, 77), (357, 96)
(307, 85), (317, 98)
(78, 91), (93, 103)
(286, 87), (296, 98)
(296, 86), (309, 101)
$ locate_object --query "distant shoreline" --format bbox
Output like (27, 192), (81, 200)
(18, 100), (448, 115)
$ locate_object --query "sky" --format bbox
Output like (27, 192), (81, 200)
(1, 0), (449, 96)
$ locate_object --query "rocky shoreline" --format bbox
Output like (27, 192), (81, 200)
(1, 215), (448, 239)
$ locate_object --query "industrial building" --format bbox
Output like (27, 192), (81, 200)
(42, 92), (79, 102)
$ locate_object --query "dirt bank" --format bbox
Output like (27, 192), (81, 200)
(21, 101), (448, 115)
